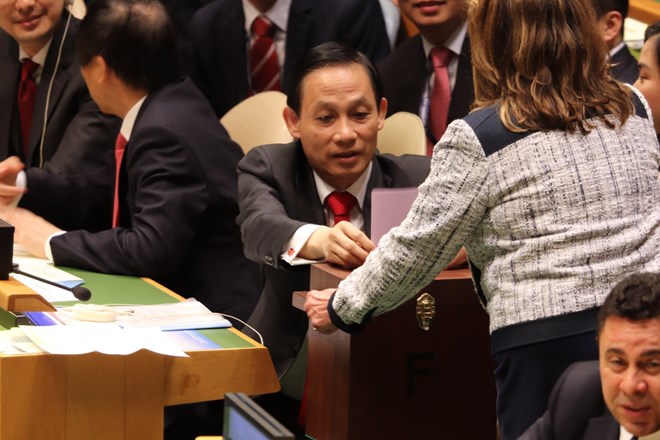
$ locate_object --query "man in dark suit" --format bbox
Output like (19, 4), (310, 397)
(0, 0), (119, 231)
(521, 272), (660, 440)
(592, 0), (639, 84)
(3, 0), (261, 321)
(188, 0), (392, 118)
(236, 43), (430, 430)
(377, 0), (473, 152)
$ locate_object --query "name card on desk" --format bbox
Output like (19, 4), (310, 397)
(370, 187), (418, 245)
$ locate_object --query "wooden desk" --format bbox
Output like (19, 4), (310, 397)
(295, 264), (497, 440)
(630, 0), (660, 24)
(0, 272), (279, 439)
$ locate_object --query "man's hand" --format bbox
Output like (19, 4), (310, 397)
(0, 157), (26, 207)
(300, 222), (376, 268)
(1, 207), (62, 258)
(304, 287), (337, 334)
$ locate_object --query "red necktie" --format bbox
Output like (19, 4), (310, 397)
(112, 134), (127, 228)
(18, 59), (39, 160)
(427, 47), (452, 156)
(249, 16), (281, 93)
(326, 191), (357, 226)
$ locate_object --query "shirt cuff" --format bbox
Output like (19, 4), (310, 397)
(44, 231), (66, 262)
(9, 171), (26, 208)
(281, 224), (324, 266)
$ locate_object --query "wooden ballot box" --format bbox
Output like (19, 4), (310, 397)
(295, 264), (497, 440)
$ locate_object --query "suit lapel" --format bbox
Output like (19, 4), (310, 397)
(283, 0), (313, 92)
(29, 12), (75, 163)
(448, 34), (474, 123)
(0, 33), (19, 159)
(292, 143), (325, 226)
(583, 412), (620, 440)
(363, 158), (392, 235)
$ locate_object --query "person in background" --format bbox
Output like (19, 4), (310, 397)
(0, 0), (119, 231)
(634, 21), (660, 135)
(521, 272), (660, 440)
(591, 0), (639, 84)
(1, 0), (261, 323)
(304, 0), (660, 439)
(377, 0), (473, 155)
(237, 42), (430, 433)
(187, 0), (392, 118)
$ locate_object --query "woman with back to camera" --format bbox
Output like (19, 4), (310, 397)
(304, 0), (660, 438)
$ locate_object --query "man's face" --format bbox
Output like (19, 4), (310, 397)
(393, 0), (466, 32)
(0, 0), (63, 56)
(600, 316), (660, 437)
(634, 37), (660, 134)
(284, 63), (386, 191)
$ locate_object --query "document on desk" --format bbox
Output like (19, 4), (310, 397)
(12, 255), (83, 302)
(19, 324), (188, 357)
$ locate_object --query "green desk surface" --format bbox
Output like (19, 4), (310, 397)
(5, 266), (254, 349)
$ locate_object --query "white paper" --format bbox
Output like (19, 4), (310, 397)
(19, 324), (188, 357)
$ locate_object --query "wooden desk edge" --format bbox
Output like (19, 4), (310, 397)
(292, 264), (474, 312)
(630, 0), (660, 24)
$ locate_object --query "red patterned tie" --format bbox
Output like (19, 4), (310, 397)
(427, 47), (452, 156)
(18, 59), (39, 160)
(112, 134), (127, 228)
(249, 16), (281, 93)
(326, 191), (357, 226)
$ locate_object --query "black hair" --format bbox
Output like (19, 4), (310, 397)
(286, 41), (384, 115)
(75, 0), (180, 92)
(644, 21), (660, 71)
(590, 0), (629, 19)
(597, 272), (660, 334)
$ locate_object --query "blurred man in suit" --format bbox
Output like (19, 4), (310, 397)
(188, 0), (392, 118)
(521, 272), (660, 440)
(377, 0), (473, 155)
(2, 0), (261, 322)
(236, 42), (430, 431)
(592, 0), (639, 84)
(0, 0), (119, 230)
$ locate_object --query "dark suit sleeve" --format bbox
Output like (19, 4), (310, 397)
(236, 146), (309, 270)
(337, 0), (391, 64)
(20, 99), (118, 232)
(49, 127), (215, 280)
(519, 361), (605, 440)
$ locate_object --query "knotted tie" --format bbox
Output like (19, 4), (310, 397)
(112, 134), (127, 228)
(427, 47), (452, 156)
(326, 191), (357, 226)
(18, 59), (39, 159)
(249, 16), (281, 93)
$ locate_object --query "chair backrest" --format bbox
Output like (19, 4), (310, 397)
(220, 91), (291, 154)
(377, 111), (426, 156)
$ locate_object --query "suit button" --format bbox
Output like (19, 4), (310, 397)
(264, 256), (274, 266)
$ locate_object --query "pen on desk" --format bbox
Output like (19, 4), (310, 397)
(12, 263), (92, 301)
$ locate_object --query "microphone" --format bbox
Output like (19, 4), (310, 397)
(12, 264), (91, 301)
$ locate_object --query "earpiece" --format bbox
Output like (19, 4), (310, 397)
(64, 0), (74, 7)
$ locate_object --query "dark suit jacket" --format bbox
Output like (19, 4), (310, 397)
(611, 44), (640, 85)
(378, 34), (474, 144)
(519, 361), (620, 440)
(237, 142), (430, 376)
(188, 0), (391, 117)
(50, 78), (261, 321)
(0, 10), (119, 231)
